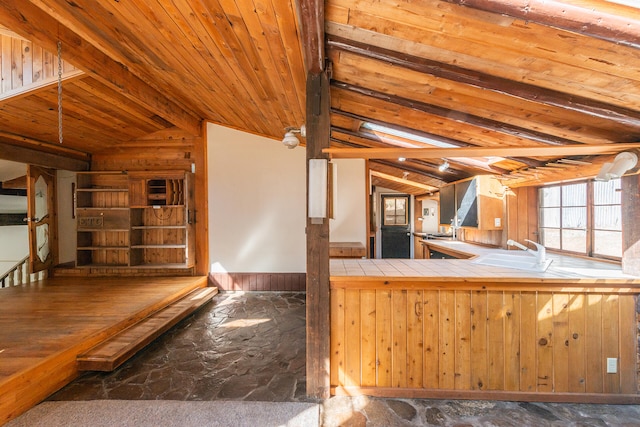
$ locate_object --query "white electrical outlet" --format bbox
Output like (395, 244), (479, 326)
(494, 217), (501, 227)
(606, 358), (617, 374)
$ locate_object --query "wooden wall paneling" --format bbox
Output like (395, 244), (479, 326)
(537, 293), (554, 392)
(603, 295), (621, 393)
(407, 290), (424, 388)
(487, 292), (505, 390)
(519, 292), (537, 392)
(330, 288), (345, 388)
(454, 291), (471, 390)
(470, 290), (488, 390)
(585, 294), (604, 393)
(376, 290), (393, 387)
(345, 289), (362, 387)
(439, 290), (455, 389)
(553, 293), (570, 392)
(360, 289), (377, 387)
(568, 294), (587, 393)
(504, 291), (520, 391)
(423, 290), (440, 389)
(619, 295), (638, 394)
(392, 290), (408, 388)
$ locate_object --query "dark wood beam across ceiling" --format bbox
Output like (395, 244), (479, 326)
(442, 0), (640, 49)
(331, 81), (589, 147)
(327, 35), (640, 129)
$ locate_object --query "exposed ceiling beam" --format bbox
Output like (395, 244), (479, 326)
(332, 81), (586, 146)
(0, 132), (90, 160)
(0, 1), (202, 136)
(371, 170), (437, 191)
(0, 142), (89, 171)
(327, 35), (640, 129)
(324, 143), (640, 159)
(371, 158), (464, 182)
(442, 0), (640, 49)
(297, 0), (325, 73)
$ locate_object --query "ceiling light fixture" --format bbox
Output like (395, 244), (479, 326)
(398, 157), (406, 162)
(282, 125), (306, 149)
(438, 160), (449, 172)
(595, 151), (638, 181)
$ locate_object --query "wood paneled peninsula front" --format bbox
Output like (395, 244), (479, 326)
(330, 241), (640, 404)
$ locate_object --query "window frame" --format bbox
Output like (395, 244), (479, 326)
(538, 179), (622, 261)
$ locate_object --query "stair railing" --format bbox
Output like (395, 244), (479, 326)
(1, 255), (30, 288)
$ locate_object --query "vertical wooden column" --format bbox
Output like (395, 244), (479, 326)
(306, 71), (331, 399)
(621, 174), (640, 276)
(194, 122), (209, 276)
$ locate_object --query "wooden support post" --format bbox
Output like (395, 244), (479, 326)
(306, 71), (331, 399)
(622, 174), (640, 276)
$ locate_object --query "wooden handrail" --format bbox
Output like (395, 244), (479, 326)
(0, 255), (29, 288)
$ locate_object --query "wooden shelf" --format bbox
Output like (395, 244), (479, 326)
(131, 244), (186, 249)
(77, 188), (128, 192)
(76, 171), (193, 269)
(131, 225), (186, 230)
(77, 246), (129, 250)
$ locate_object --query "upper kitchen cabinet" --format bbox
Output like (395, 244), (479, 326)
(439, 175), (504, 230)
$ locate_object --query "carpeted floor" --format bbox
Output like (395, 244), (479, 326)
(5, 400), (320, 427)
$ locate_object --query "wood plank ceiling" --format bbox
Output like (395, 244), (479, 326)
(0, 0), (639, 193)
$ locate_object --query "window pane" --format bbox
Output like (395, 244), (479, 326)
(593, 230), (622, 258)
(593, 179), (621, 205)
(541, 228), (560, 249)
(540, 186), (560, 207)
(540, 207), (560, 227)
(562, 229), (586, 253)
(562, 183), (586, 206)
(594, 205), (621, 231)
(562, 207), (586, 229)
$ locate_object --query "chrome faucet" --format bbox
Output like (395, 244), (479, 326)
(506, 239), (547, 265)
(450, 218), (460, 240)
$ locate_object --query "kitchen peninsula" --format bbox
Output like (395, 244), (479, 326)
(329, 241), (640, 403)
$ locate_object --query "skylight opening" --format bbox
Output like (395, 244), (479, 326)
(360, 122), (459, 149)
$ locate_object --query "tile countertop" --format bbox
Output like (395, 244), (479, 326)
(330, 240), (640, 283)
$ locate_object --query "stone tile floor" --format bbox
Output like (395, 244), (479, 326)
(50, 292), (640, 426)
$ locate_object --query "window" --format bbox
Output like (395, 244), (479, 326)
(383, 196), (408, 226)
(539, 179), (622, 259)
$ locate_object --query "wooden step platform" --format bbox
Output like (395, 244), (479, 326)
(77, 287), (218, 372)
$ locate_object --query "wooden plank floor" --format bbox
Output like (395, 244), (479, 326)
(0, 276), (208, 425)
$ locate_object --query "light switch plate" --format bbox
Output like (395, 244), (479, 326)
(494, 217), (501, 227)
(606, 358), (617, 374)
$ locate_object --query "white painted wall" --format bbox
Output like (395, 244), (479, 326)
(57, 170), (77, 264)
(0, 226), (29, 276)
(329, 159), (366, 246)
(207, 123), (307, 273)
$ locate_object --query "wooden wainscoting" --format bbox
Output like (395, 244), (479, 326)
(330, 285), (639, 403)
(209, 272), (306, 291)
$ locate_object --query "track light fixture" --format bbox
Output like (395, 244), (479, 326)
(438, 160), (450, 172)
(282, 125), (306, 149)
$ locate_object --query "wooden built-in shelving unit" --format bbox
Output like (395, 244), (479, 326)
(75, 171), (194, 269)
